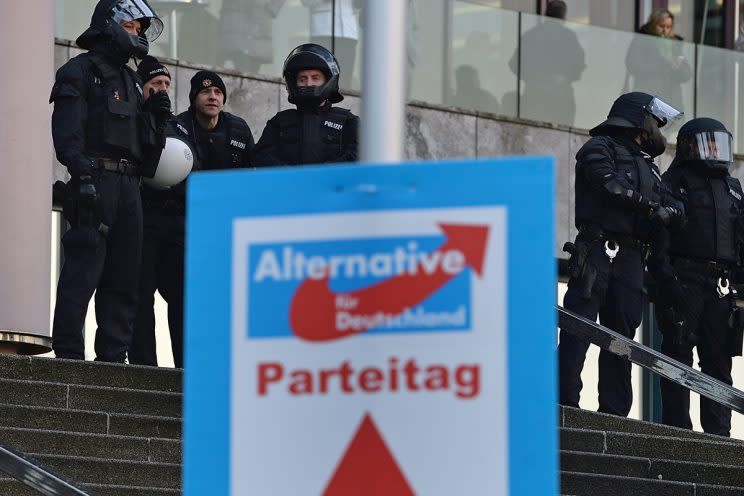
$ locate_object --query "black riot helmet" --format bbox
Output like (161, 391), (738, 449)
(590, 92), (683, 158)
(675, 117), (733, 172)
(283, 43), (343, 108)
(76, 0), (163, 60)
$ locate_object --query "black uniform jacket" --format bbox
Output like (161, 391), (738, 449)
(253, 104), (359, 166)
(50, 48), (162, 179)
(176, 108), (254, 171)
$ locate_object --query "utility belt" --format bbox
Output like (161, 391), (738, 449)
(563, 225), (646, 300)
(577, 224), (647, 252)
(672, 256), (733, 300)
(94, 158), (140, 176)
(672, 257), (732, 279)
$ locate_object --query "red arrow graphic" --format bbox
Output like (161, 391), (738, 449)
(289, 223), (489, 342)
(323, 413), (414, 496)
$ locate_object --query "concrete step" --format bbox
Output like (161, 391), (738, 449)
(561, 471), (744, 495)
(0, 403), (180, 439)
(32, 454), (180, 488)
(0, 378), (182, 417)
(85, 484), (180, 496)
(0, 427), (180, 464)
(560, 406), (733, 443)
(0, 479), (180, 496)
(0, 354), (181, 392)
(561, 427), (744, 465)
(561, 450), (744, 487)
(561, 450), (649, 479)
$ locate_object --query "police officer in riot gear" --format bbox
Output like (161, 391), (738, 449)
(130, 56), (192, 368)
(177, 70), (254, 170)
(558, 92), (683, 416)
(253, 43), (359, 166)
(650, 117), (744, 436)
(50, 0), (166, 362)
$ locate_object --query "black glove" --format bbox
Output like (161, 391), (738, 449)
(145, 89), (171, 125)
(76, 174), (100, 230)
(625, 189), (658, 213)
(650, 205), (681, 227)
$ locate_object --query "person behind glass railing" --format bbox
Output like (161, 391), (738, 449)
(625, 9), (692, 111)
(648, 118), (744, 437)
(558, 92), (684, 418)
(218, 0), (287, 73)
(545, 0), (566, 20)
(253, 43), (358, 167)
(508, 0), (585, 126)
(451, 64), (499, 115)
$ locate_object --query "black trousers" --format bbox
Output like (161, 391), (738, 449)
(558, 240), (645, 416)
(52, 172), (142, 362)
(657, 271), (733, 436)
(130, 211), (184, 368)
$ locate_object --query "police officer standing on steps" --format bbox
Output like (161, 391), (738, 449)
(253, 43), (359, 166)
(649, 118), (744, 437)
(558, 92), (684, 416)
(130, 56), (192, 368)
(50, 0), (167, 362)
(177, 71), (254, 171)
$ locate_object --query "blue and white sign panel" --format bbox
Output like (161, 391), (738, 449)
(185, 158), (556, 496)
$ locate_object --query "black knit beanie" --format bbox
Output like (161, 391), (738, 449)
(136, 56), (170, 84)
(189, 70), (227, 105)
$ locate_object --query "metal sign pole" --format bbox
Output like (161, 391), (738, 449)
(360, 0), (408, 163)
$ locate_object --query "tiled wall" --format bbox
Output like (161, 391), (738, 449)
(54, 40), (744, 260)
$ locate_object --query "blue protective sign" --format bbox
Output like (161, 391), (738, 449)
(184, 158), (556, 496)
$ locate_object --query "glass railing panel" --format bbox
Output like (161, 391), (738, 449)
(520, 12), (695, 133)
(623, 29), (695, 120)
(407, 0), (448, 105)
(445, 2), (519, 116)
(696, 44), (744, 154)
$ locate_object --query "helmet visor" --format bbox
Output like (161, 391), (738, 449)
(111, 0), (163, 41)
(645, 96), (683, 128)
(685, 131), (734, 163)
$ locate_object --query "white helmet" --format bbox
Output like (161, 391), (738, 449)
(144, 136), (194, 189)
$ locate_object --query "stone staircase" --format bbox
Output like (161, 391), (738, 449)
(561, 405), (744, 495)
(0, 354), (182, 495)
(3, 353), (744, 495)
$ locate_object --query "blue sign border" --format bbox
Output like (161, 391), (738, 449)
(184, 157), (556, 495)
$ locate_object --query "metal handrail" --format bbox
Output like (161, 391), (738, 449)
(0, 443), (95, 496)
(557, 305), (744, 414)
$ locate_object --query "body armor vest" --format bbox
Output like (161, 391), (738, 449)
(275, 107), (351, 165)
(87, 53), (143, 161)
(669, 170), (743, 263)
(576, 136), (663, 240)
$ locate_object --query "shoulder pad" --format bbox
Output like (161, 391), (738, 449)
(273, 109), (299, 126)
(50, 59), (88, 103)
(328, 107), (352, 117)
(577, 136), (614, 163)
(224, 112), (251, 135)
